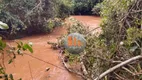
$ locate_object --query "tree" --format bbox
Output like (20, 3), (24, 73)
(73, 0), (103, 15)
(0, 0), (71, 39)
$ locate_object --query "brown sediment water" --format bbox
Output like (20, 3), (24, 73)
(4, 16), (101, 80)
(72, 15), (102, 35)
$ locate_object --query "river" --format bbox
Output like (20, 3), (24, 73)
(4, 16), (101, 80)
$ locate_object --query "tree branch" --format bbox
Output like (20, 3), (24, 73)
(94, 55), (142, 80)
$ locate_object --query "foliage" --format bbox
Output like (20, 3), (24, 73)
(72, 0), (103, 15)
(0, 21), (9, 29)
(92, 3), (102, 16)
(0, 10), (26, 39)
(0, 40), (33, 80)
(59, 0), (142, 79)
(87, 0), (142, 79)
(100, 0), (142, 57)
(0, 22), (33, 80)
(53, 0), (74, 19)
(63, 50), (80, 64)
(63, 18), (108, 78)
(0, 0), (67, 39)
(67, 17), (89, 35)
(40, 18), (63, 33)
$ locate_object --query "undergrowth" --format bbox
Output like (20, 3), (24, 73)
(58, 0), (142, 79)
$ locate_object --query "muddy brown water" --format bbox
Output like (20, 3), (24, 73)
(4, 16), (101, 80)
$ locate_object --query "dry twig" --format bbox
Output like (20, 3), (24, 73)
(59, 53), (87, 79)
(94, 55), (142, 80)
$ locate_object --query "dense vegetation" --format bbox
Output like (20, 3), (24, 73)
(58, 0), (142, 80)
(98, 0), (142, 79)
(0, 0), (72, 39)
(0, 0), (141, 80)
(0, 0), (103, 39)
(72, 0), (103, 15)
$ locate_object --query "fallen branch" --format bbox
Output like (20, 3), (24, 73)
(86, 27), (100, 36)
(94, 55), (142, 80)
(114, 72), (125, 80)
(122, 67), (135, 75)
(80, 54), (92, 80)
(131, 10), (142, 13)
(59, 53), (86, 79)
(80, 53), (88, 76)
(128, 64), (138, 73)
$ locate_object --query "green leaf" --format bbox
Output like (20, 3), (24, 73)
(8, 59), (13, 64)
(16, 42), (22, 49)
(20, 41), (23, 46)
(0, 21), (9, 29)
(0, 40), (6, 50)
(23, 44), (33, 53)
(0, 67), (4, 74)
(9, 74), (14, 80)
(17, 49), (21, 54)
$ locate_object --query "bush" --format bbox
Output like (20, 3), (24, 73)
(98, 0), (142, 79)
(0, 0), (69, 39)
(72, 0), (103, 15)
(92, 3), (102, 16)
(93, 0), (141, 79)
(59, 0), (142, 79)
(54, 0), (74, 19)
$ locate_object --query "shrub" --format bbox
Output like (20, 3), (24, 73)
(0, 0), (69, 39)
(54, 0), (74, 19)
(62, 18), (107, 79)
(94, 0), (142, 79)
(92, 3), (102, 16)
(59, 0), (142, 79)
(72, 0), (103, 15)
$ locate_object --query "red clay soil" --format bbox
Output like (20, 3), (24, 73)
(4, 16), (101, 80)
